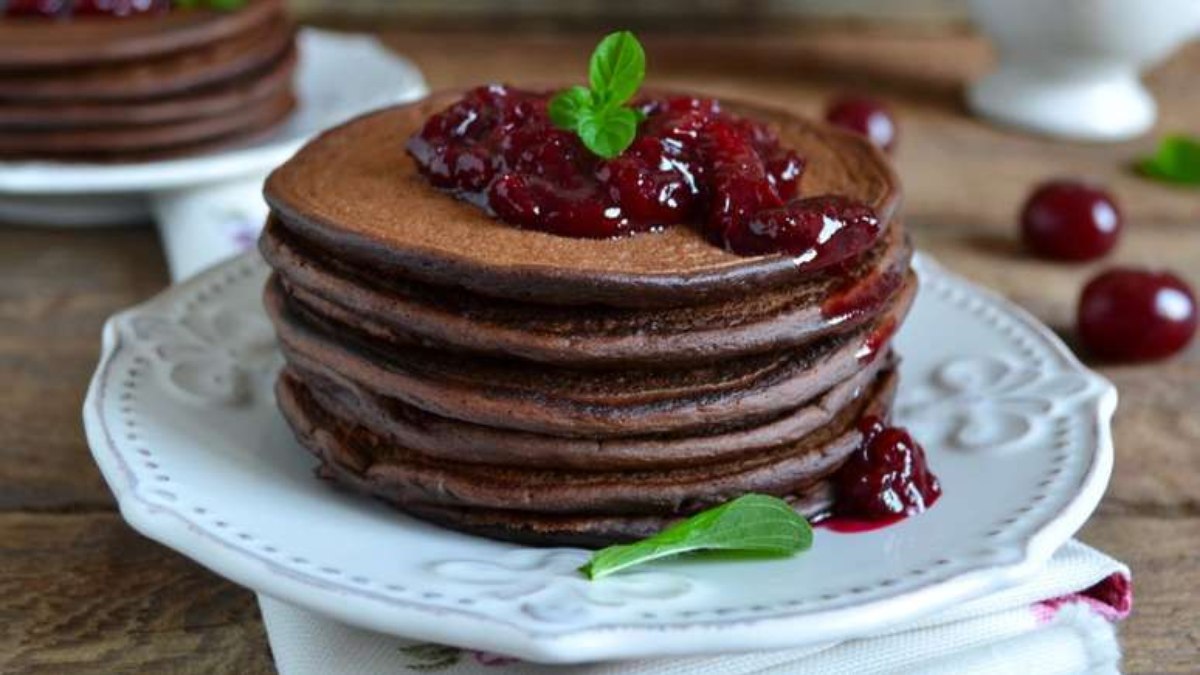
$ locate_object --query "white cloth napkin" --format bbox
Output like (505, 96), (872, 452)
(154, 180), (1131, 675)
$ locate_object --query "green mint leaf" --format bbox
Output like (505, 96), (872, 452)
(1138, 134), (1200, 186)
(588, 31), (646, 108)
(548, 86), (595, 132)
(579, 494), (813, 580)
(550, 31), (646, 159)
(576, 105), (639, 159)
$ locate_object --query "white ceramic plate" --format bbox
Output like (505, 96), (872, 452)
(83, 252), (1115, 664)
(0, 29), (426, 226)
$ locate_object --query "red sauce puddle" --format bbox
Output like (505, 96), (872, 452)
(812, 513), (906, 534)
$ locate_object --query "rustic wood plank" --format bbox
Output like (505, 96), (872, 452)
(1080, 515), (1200, 673)
(0, 513), (271, 674)
(0, 226), (168, 512)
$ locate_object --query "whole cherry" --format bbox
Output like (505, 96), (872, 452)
(825, 96), (898, 154)
(1078, 268), (1197, 362)
(1022, 180), (1122, 261)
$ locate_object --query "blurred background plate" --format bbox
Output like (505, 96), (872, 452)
(0, 29), (426, 227)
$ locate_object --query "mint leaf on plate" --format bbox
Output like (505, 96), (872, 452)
(548, 31), (647, 159)
(1138, 134), (1200, 186)
(579, 494), (813, 581)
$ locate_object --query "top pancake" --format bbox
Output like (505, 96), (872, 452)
(0, 0), (285, 70)
(264, 90), (902, 308)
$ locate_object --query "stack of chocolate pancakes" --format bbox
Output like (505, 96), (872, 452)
(261, 93), (914, 547)
(0, 0), (295, 161)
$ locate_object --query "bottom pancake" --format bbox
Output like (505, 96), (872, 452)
(392, 484), (835, 548)
(276, 361), (898, 546)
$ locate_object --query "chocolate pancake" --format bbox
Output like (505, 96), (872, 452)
(277, 363), (897, 516)
(283, 352), (891, 471)
(0, 89), (295, 157)
(0, 0), (284, 70)
(266, 273), (916, 437)
(0, 46), (296, 129)
(0, 19), (293, 102)
(263, 214), (912, 366)
(264, 92), (901, 308)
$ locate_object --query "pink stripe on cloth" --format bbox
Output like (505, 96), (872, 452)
(1032, 572), (1132, 623)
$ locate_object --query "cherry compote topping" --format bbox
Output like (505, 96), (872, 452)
(833, 416), (941, 520)
(1021, 180), (1121, 261)
(72, 0), (169, 16)
(407, 85), (883, 262)
(5, 0), (168, 16)
(1078, 268), (1197, 362)
(4, 0), (70, 16)
(825, 95), (898, 154)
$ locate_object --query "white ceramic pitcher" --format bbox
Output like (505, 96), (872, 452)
(967, 0), (1200, 141)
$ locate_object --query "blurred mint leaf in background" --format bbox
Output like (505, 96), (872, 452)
(1138, 135), (1200, 186)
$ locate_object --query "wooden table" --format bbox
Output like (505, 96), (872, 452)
(3, 27), (1198, 673)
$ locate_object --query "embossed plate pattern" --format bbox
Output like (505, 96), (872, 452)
(83, 252), (1115, 663)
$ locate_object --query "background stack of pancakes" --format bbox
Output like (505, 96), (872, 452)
(260, 93), (914, 547)
(0, 0), (295, 161)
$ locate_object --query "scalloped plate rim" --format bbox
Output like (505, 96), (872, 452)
(82, 251), (1116, 663)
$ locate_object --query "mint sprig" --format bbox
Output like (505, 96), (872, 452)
(1138, 134), (1200, 186)
(579, 494), (813, 580)
(549, 31), (646, 159)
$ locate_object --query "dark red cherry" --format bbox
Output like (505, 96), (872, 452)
(486, 173), (543, 227)
(725, 195), (880, 268)
(825, 96), (898, 153)
(1078, 268), (1197, 362)
(1022, 180), (1121, 261)
(834, 417), (941, 520)
(4, 0), (70, 16)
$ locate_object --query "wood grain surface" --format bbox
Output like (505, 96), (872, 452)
(1, 26), (1197, 673)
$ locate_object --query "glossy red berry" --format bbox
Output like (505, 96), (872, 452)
(1078, 268), (1197, 362)
(835, 417), (941, 519)
(1022, 180), (1121, 261)
(825, 96), (898, 153)
(726, 195), (880, 270)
